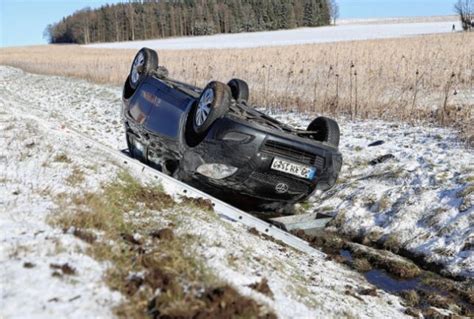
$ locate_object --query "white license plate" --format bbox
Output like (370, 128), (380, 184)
(271, 157), (316, 180)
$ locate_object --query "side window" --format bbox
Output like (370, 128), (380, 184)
(146, 92), (191, 138)
(129, 84), (157, 124)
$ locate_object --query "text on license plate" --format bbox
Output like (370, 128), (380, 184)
(270, 157), (316, 180)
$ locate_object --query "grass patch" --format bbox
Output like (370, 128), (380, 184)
(299, 201), (312, 211)
(179, 195), (214, 212)
(458, 184), (474, 198)
(377, 194), (391, 212)
(49, 171), (274, 318)
(399, 290), (420, 307)
(458, 183), (473, 212)
(53, 153), (72, 163)
(382, 233), (403, 253)
(66, 166), (85, 186)
(349, 243), (421, 279)
(248, 278), (274, 299)
(294, 229), (420, 279)
(352, 258), (372, 272)
(50, 263), (76, 276)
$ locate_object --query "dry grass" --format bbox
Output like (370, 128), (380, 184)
(49, 172), (274, 318)
(53, 153), (72, 163)
(65, 166), (85, 186)
(1, 32), (473, 137)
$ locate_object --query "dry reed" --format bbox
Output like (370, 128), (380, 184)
(1, 32), (472, 140)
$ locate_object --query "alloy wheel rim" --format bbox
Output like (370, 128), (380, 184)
(131, 52), (144, 84)
(195, 88), (214, 127)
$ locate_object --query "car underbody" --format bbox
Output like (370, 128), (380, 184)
(122, 48), (343, 211)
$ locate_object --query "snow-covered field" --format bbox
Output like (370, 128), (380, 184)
(0, 66), (412, 318)
(269, 112), (473, 279)
(86, 20), (461, 50)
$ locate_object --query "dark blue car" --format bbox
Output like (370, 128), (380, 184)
(122, 48), (342, 210)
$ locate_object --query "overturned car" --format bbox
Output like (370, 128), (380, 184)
(122, 48), (342, 210)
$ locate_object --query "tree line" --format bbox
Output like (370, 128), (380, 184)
(44, 0), (333, 44)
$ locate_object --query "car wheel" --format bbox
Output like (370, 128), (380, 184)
(192, 81), (231, 135)
(129, 47), (158, 90)
(307, 117), (340, 148)
(227, 78), (249, 103)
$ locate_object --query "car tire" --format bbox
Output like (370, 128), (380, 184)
(307, 117), (340, 148)
(192, 81), (231, 135)
(227, 78), (249, 103)
(129, 48), (158, 90)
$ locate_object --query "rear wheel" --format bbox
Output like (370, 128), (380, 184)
(129, 48), (158, 90)
(307, 117), (340, 148)
(192, 81), (231, 135)
(227, 78), (249, 103)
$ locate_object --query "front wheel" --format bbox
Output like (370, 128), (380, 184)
(307, 117), (340, 148)
(192, 81), (231, 135)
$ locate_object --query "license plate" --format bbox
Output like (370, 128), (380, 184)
(271, 157), (316, 180)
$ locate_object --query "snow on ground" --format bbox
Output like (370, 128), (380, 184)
(1, 65), (472, 279)
(86, 20), (461, 50)
(0, 94), (123, 317)
(269, 111), (474, 278)
(0, 65), (409, 318)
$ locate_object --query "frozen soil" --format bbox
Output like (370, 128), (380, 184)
(0, 65), (472, 317)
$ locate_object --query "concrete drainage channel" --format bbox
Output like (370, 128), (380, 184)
(117, 149), (326, 257)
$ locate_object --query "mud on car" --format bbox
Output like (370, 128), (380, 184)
(122, 48), (342, 210)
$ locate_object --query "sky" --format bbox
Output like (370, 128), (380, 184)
(337, 0), (456, 19)
(0, 0), (458, 48)
(0, 0), (121, 47)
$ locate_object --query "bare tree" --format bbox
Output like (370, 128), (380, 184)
(43, 24), (53, 43)
(80, 8), (91, 44)
(454, 0), (473, 31)
(329, 0), (340, 25)
(128, 0), (135, 40)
